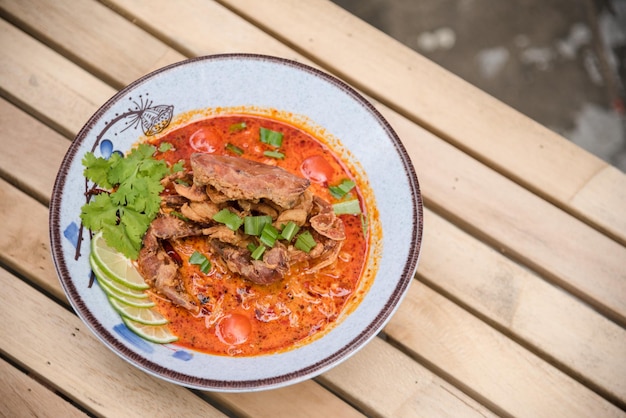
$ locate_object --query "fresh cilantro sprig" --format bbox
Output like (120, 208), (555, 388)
(80, 143), (180, 259)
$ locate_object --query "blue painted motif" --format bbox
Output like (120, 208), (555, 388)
(114, 323), (154, 354)
(172, 350), (193, 361)
(63, 222), (79, 248)
(100, 139), (113, 159)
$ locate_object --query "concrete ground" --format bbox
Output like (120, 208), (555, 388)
(331, 0), (626, 172)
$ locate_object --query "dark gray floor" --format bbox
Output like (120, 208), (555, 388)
(332, 0), (626, 171)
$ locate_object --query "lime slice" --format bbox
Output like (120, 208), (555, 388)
(122, 317), (178, 344)
(99, 280), (155, 308)
(90, 232), (149, 290)
(90, 256), (148, 299)
(108, 297), (168, 325)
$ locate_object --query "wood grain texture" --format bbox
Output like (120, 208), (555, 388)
(0, 357), (88, 418)
(102, 0), (302, 61)
(381, 107), (626, 325)
(0, 19), (115, 137)
(320, 337), (498, 417)
(385, 284), (624, 418)
(0, 0), (185, 89)
(418, 209), (626, 406)
(0, 100), (68, 203)
(217, 0), (626, 245)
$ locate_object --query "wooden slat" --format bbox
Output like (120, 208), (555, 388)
(418, 208), (626, 406)
(0, 19), (115, 137)
(0, 357), (88, 418)
(218, 0), (626, 246)
(101, 0), (302, 61)
(0, 0), (184, 90)
(385, 284), (624, 417)
(381, 107), (626, 325)
(0, 99), (67, 203)
(0, 268), (227, 417)
(93, 0), (626, 324)
(320, 337), (497, 417)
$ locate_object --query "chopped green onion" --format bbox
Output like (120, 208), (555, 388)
(244, 215), (273, 236)
(259, 127), (283, 148)
(263, 150), (285, 159)
(158, 142), (173, 152)
(329, 179), (356, 199)
(225, 143), (244, 156)
(250, 244), (266, 260)
(189, 251), (212, 273)
(229, 122), (247, 132)
(360, 213), (368, 237)
(247, 243), (257, 252)
(280, 221), (300, 242)
(213, 208), (243, 230)
(332, 199), (362, 215)
(170, 211), (190, 222)
(259, 223), (280, 247)
(295, 230), (317, 253)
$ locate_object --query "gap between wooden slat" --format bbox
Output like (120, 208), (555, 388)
(0, 355), (90, 418)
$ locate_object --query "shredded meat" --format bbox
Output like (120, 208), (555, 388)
(180, 201), (219, 223)
(309, 196), (346, 240)
(136, 155), (350, 311)
(211, 241), (289, 285)
(137, 226), (198, 313)
(191, 154), (310, 208)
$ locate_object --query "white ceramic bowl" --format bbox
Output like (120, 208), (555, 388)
(50, 54), (423, 391)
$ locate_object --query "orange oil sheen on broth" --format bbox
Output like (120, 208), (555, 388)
(147, 114), (368, 356)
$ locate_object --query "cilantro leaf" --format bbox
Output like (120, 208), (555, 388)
(82, 153), (113, 189)
(80, 194), (118, 230)
(80, 142), (176, 260)
(101, 223), (141, 260)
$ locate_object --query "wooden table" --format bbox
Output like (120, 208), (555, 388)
(1, 1), (625, 416)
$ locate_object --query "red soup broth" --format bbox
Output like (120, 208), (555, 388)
(147, 114), (369, 356)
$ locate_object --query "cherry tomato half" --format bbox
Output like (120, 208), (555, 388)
(216, 313), (252, 345)
(300, 155), (334, 185)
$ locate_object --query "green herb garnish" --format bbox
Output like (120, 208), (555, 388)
(189, 251), (212, 273)
(80, 143), (173, 259)
(279, 221), (300, 242)
(212, 208), (244, 231)
(294, 230), (317, 253)
(225, 143), (244, 156)
(229, 122), (247, 132)
(158, 142), (173, 152)
(332, 199), (362, 215)
(250, 244), (266, 260)
(259, 223), (280, 247)
(244, 215), (273, 236)
(263, 150), (285, 159)
(329, 179), (356, 199)
(259, 127), (283, 148)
